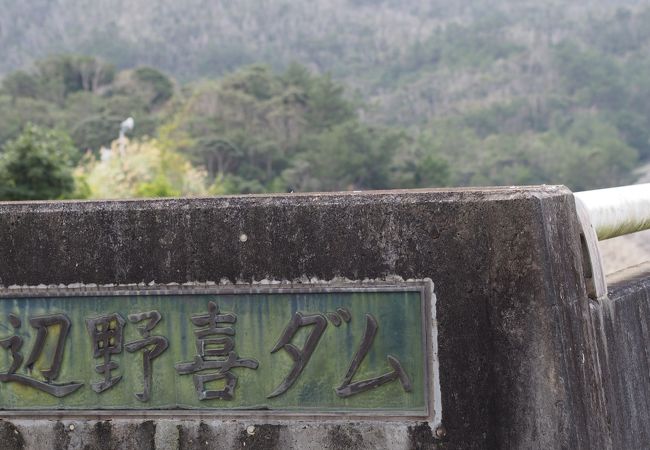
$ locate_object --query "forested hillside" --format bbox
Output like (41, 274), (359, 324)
(1, 0), (649, 199)
(2, 0), (645, 80)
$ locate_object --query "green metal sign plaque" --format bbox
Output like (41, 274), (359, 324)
(0, 283), (434, 417)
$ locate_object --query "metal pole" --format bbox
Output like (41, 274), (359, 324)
(575, 184), (650, 240)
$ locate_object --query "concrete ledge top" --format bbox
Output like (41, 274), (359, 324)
(0, 185), (571, 211)
(607, 262), (650, 296)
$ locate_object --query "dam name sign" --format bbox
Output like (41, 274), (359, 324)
(0, 283), (436, 418)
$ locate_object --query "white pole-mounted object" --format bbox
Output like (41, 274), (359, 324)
(574, 183), (650, 300)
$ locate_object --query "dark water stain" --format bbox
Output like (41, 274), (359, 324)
(0, 421), (25, 450)
(87, 421), (115, 450)
(327, 425), (365, 449)
(132, 420), (156, 450)
(237, 424), (285, 449)
(408, 422), (442, 450)
(53, 421), (71, 450)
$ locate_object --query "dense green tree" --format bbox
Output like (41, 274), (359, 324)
(390, 133), (450, 188)
(553, 42), (627, 110)
(133, 67), (174, 107)
(161, 64), (361, 192)
(107, 67), (174, 112)
(282, 122), (400, 191)
(1, 70), (40, 102)
(0, 124), (77, 200)
(303, 74), (356, 131)
(0, 96), (59, 145)
(31, 55), (115, 105)
(560, 115), (638, 190)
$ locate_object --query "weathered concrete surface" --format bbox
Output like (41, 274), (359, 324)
(1, 420), (420, 450)
(591, 262), (650, 449)
(0, 187), (609, 449)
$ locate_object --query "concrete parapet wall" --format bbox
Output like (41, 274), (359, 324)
(0, 187), (628, 449)
(0, 419), (438, 450)
(591, 263), (650, 449)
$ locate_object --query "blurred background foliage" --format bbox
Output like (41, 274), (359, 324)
(0, 0), (649, 199)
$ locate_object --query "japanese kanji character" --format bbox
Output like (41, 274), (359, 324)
(125, 310), (169, 402)
(175, 301), (258, 400)
(86, 313), (125, 393)
(0, 313), (83, 397)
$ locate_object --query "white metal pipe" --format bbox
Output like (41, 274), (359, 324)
(574, 183), (650, 240)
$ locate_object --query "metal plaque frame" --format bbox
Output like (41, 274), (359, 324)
(0, 280), (439, 422)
